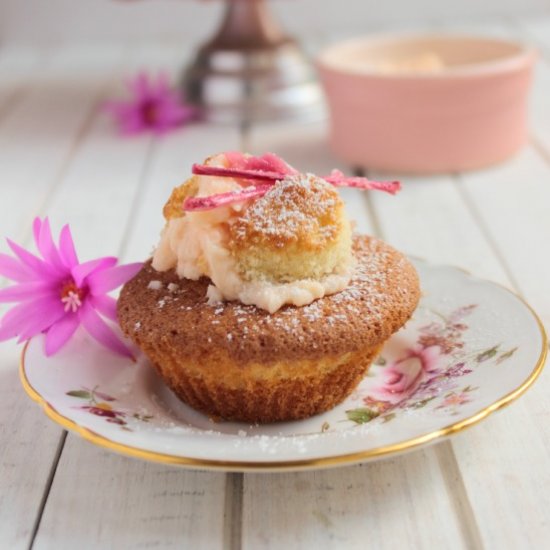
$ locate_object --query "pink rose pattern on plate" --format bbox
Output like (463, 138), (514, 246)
(346, 304), (519, 424)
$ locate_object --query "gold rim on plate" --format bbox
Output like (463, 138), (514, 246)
(19, 285), (548, 472)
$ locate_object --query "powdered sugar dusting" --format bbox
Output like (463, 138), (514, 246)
(231, 173), (341, 247)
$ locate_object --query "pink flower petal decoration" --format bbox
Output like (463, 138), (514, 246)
(0, 217), (143, 358)
(105, 71), (196, 136)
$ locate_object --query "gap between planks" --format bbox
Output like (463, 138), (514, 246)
(224, 474), (244, 550)
(27, 432), (67, 550)
(434, 443), (485, 550)
(530, 134), (550, 168)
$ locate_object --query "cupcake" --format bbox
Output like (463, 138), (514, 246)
(118, 152), (420, 423)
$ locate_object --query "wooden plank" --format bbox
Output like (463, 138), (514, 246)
(0, 46), (129, 550)
(444, 130), (550, 545)
(370, 147), (550, 547)
(516, 15), (550, 51)
(0, 47), (42, 121)
(243, 452), (474, 550)
(370, 173), (510, 285)
(0, 46), (127, 241)
(0, 340), (63, 549)
(34, 55), (241, 546)
(34, 439), (228, 550)
(242, 121), (470, 549)
(367, 16), (550, 547)
(458, 146), (550, 326)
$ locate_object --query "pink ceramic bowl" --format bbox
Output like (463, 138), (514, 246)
(317, 34), (536, 173)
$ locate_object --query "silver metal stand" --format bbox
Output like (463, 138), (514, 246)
(181, 0), (324, 123)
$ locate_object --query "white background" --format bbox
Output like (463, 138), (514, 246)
(1, 0), (550, 46)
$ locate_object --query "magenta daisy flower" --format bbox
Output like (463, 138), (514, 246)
(105, 72), (195, 135)
(0, 218), (142, 358)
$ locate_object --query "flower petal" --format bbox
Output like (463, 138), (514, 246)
(103, 101), (135, 117)
(72, 257), (117, 287)
(153, 72), (170, 95)
(17, 301), (67, 342)
(6, 238), (61, 280)
(0, 303), (32, 341)
(44, 315), (80, 356)
(79, 302), (133, 358)
(0, 253), (35, 282)
(154, 99), (193, 127)
(0, 296), (60, 341)
(0, 281), (55, 303)
(37, 217), (65, 270)
(89, 294), (118, 322)
(119, 114), (148, 135)
(58, 224), (79, 268)
(87, 263), (142, 295)
(128, 71), (152, 97)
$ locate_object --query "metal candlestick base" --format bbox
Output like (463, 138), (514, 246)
(181, 0), (325, 124)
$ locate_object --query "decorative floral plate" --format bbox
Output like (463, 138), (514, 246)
(20, 260), (547, 472)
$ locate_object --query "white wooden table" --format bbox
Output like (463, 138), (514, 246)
(1, 15), (550, 550)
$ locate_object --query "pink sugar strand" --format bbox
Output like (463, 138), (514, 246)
(192, 164), (283, 183)
(183, 184), (272, 211)
(191, 164), (400, 195)
(324, 170), (401, 194)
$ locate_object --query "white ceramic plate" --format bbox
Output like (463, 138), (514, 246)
(20, 260), (547, 472)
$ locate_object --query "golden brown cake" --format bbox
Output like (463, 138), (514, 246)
(117, 152), (420, 423)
